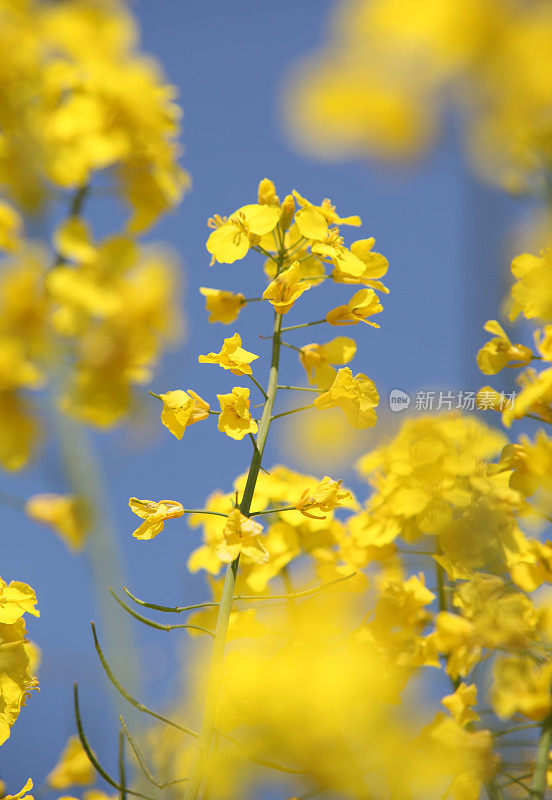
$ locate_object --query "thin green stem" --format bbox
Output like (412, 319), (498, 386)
(234, 572), (356, 602)
(122, 586), (219, 614)
(280, 319), (326, 333)
(529, 710), (552, 799)
(277, 385), (320, 392)
(249, 506), (297, 517)
(118, 731), (126, 800)
(184, 293), (285, 800)
(91, 623), (197, 737)
(109, 589), (214, 636)
(280, 341), (303, 353)
(271, 403), (315, 421)
(248, 373), (269, 400)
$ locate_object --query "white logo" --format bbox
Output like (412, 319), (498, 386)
(389, 389), (411, 412)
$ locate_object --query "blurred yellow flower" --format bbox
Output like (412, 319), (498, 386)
(199, 287), (245, 324)
(47, 735), (94, 788)
(25, 493), (89, 552)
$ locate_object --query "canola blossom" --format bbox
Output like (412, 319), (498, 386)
(5, 4), (552, 800)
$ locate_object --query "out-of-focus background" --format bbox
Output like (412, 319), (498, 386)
(1, 0), (536, 788)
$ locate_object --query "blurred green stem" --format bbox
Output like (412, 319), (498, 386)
(54, 410), (141, 704)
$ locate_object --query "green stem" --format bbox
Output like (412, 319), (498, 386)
(248, 373), (269, 399)
(529, 711), (552, 799)
(271, 403), (315, 421)
(280, 319), (326, 333)
(277, 385), (320, 392)
(183, 308), (284, 800)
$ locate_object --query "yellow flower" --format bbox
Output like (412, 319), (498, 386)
(128, 497), (185, 540)
(48, 735), (94, 788)
(332, 238), (389, 292)
(53, 217), (96, 263)
(25, 493), (89, 552)
(509, 248), (552, 323)
(292, 190), (361, 228)
(486, 441), (539, 497)
(257, 178), (280, 206)
(217, 387), (258, 441)
(476, 320), (532, 374)
(441, 683), (479, 727)
(326, 288), (383, 327)
(3, 780), (34, 800)
(0, 201), (22, 252)
(315, 368), (379, 428)
(296, 476), (356, 519)
(206, 203), (282, 265)
(492, 655), (552, 721)
(157, 389), (210, 439)
(0, 577), (39, 625)
(199, 287), (245, 324)
(217, 509), (268, 564)
(0, 617), (39, 745)
(502, 366), (552, 427)
(299, 336), (357, 390)
(198, 333), (258, 376)
(262, 260), (310, 314)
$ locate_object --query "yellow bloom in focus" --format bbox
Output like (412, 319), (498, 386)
(47, 735), (94, 788)
(297, 476), (356, 519)
(25, 493), (89, 552)
(326, 288), (383, 327)
(206, 204), (282, 265)
(315, 368), (379, 429)
(292, 190), (361, 228)
(3, 780), (34, 800)
(0, 617), (39, 745)
(217, 509), (268, 564)
(128, 498), (185, 540)
(332, 238), (389, 292)
(441, 683), (479, 727)
(198, 333), (258, 376)
(0, 577), (39, 625)
(299, 336), (357, 390)
(217, 387), (258, 441)
(262, 260), (310, 314)
(199, 287), (245, 324)
(476, 320), (532, 374)
(157, 389), (210, 440)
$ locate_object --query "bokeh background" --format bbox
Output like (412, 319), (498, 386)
(1, 0), (532, 788)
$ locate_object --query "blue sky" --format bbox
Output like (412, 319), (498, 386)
(1, 0), (528, 790)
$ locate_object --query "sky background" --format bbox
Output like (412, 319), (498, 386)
(0, 0), (531, 791)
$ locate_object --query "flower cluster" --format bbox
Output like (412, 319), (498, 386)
(285, 0), (552, 195)
(0, 576), (39, 745)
